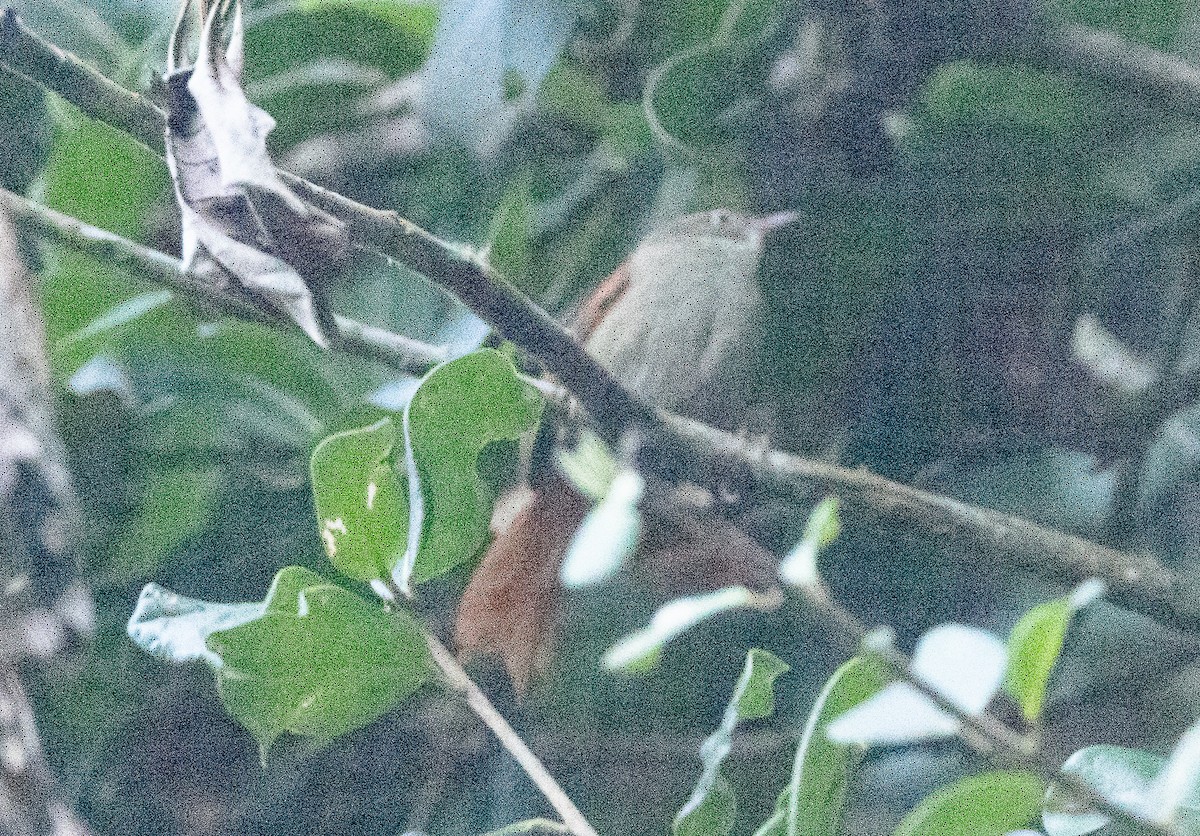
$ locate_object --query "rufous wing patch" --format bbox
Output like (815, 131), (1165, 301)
(454, 479), (590, 694)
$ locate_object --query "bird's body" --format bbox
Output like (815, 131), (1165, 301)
(579, 210), (771, 427)
(455, 208), (794, 691)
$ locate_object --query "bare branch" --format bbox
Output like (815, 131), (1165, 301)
(422, 631), (598, 836)
(0, 188), (448, 375)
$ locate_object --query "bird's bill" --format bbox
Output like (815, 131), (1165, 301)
(750, 210), (800, 234)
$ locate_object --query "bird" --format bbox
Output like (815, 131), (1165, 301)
(454, 208), (798, 692)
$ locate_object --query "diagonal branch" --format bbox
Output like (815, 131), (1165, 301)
(11, 186), (1200, 642)
(1, 188), (447, 375)
(0, 8), (655, 441)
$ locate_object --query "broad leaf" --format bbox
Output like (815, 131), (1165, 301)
(129, 567), (433, 759)
(311, 418), (408, 585)
(1005, 596), (1074, 723)
(396, 349), (542, 589)
(560, 470), (643, 589)
(1044, 744), (1200, 835)
(753, 656), (890, 836)
(604, 586), (763, 672)
(894, 771), (1045, 836)
(827, 624), (1007, 746)
(208, 569), (432, 758)
(674, 649), (790, 836)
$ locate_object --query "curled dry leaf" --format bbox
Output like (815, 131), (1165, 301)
(164, 0), (349, 347)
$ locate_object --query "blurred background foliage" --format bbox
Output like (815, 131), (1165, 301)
(10, 0), (1200, 832)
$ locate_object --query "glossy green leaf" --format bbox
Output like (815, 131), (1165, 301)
(827, 624), (1007, 747)
(1005, 597), (1073, 723)
(106, 468), (223, 582)
(311, 418), (408, 583)
(487, 173), (534, 283)
(894, 771), (1045, 836)
(40, 103), (178, 362)
(753, 656), (891, 836)
(1044, 744), (1200, 835)
(207, 570), (433, 758)
(398, 349), (542, 588)
(604, 586), (764, 672)
(674, 649), (790, 836)
(560, 469), (643, 589)
(1154, 718), (1200, 830)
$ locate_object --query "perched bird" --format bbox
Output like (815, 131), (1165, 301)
(455, 208), (797, 691)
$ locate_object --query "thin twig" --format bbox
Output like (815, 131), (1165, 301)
(0, 9), (656, 442)
(422, 632), (598, 836)
(1026, 20), (1200, 118)
(0, 188), (448, 375)
(482, 819), (573, 836)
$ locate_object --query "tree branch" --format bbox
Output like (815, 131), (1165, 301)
(11, 184), (1200, 639)
(0, 8), (656, 443)
(1026, 20), (1200, 118)
(421, 631), (598, 836)
(9, 16), (1200, 637)
(0, 188), (447, 375)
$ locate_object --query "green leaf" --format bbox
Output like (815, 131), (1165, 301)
(130, 568), (433, 758)
(827, 624), (1007, 747)
(398, 349), (542, 588)
(604, 586), (764, 672)
(560, 470), (643, 589)
(206, 571), (433, 758)
(893, 771), (1045, 836)
(40, 103), (178, 366)
(1005, 597), (1073, 723)
(778, 497), (840, 588)
(674, 649), (790, 836)
(487, 173), (534, 283)
(1044, 744), (1200, 835)
(105, 468), (223, 582)
(753, 656), (890, 836)
(311, 418), (408, 583)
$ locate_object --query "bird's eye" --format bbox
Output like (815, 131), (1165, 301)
(709, 209), (729, 230)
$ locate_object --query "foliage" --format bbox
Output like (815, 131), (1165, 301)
(11, 0), (1200, 833)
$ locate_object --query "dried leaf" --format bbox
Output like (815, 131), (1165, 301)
(164, 0), (349, 347)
